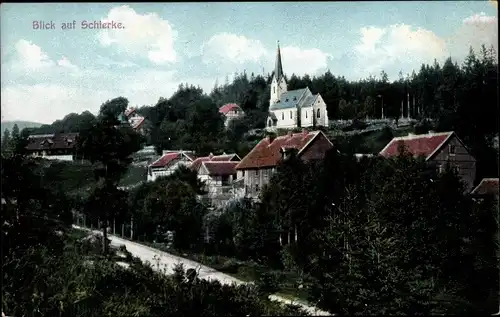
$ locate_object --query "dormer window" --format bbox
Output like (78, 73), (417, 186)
(285, 98), (289, 102)
(293, 96), (297, 101)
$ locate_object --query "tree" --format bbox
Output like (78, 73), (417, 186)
(79, 97), (143, 254)
(1, 128), (10, 153)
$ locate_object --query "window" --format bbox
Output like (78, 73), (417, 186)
(285, 98), (289, 102)
(255, 184), (260, 192)
(290, 111), (292, 119)
(316, 108), (321, 118)
(255, 170), (259, 176)
(449, 144), (456, 155)
(437, 164), (444, 174)
(282, 112), (284, 120)
(306, 111), (308, 118)
(268, 120), (272, 127)
(273, 87), (275, 94)
(317, 99), (320, 103)
(242, 171), (245, 177)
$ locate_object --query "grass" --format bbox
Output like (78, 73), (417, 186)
(118, 165), (148, 187)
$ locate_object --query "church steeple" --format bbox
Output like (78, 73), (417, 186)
(274, 41), (284, 82)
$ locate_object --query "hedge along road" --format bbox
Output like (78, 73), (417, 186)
(72, 225), (333, 316)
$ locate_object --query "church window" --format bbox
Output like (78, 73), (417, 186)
(290, 111), (292, 119)
(282, 112), (284, 120)
(317, 109), (321, 118)
(318, 99), (320, 103)
(273, 87), (276, 94)
(306, 111), (308, 119)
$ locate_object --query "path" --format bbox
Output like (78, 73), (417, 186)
(73, 225), (332, 316)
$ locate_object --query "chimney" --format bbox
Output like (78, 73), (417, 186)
(209, 152), (214, 159)
(268, 134), (276, 143)
(302, 129), (308, 136)
(428, 130), (435, 134)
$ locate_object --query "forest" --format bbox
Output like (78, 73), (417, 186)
(1, 44), (499, 315)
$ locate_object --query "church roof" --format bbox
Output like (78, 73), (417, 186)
(269, 88), (308, 110)
(301, 94), (319, 108)
(274, 42), (284, 82)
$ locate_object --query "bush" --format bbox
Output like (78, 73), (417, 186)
(220, 259), (241, 274)
(256, 271), (282, 294)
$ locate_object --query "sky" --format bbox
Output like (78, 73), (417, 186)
(0, 2), (498, 124)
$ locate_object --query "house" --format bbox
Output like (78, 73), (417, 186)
(471, 178), (499, 200)
(379, 131), (476, 192)
(190, 153), (241, 205)
(266, 42), (329, 130)
(147, 150), (196, 182)
(235, 129), (334, 198)
(219, 103), (245, 127)
(118, 107), (147, 135)
(25, 133), (79, 161)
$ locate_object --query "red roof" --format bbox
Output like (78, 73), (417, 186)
(131, 116), (145, 129)
(379, 132), (454, 160)
(190, 153), (239, 172)
(150, 152), (180, 168)
(202, 161), (239, 176)
(235, 130), (325, 170)
(125, 107), (137, 117)
(219, 103), (241, 115)
(471, 178), (499, 196)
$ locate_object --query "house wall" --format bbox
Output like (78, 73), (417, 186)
(30, 150), (75, 161)
(431, 135), (476, 192)
(301, 96), (328, 128)
(148, 159), (191, 182)
(242, 167), (275, 197)
(271, 109), (298, 129)
(300, 133), (334, 161)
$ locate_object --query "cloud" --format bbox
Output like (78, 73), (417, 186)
(448, 12), (498, 57)
(57, 56), (79, 71)
(202, 33), (268, 64)
(351, 24), (448, 79)
(13, 39), (54, 70)
(97, 5), (178, 64)
(202, 32), (331, 76)
(280, 46), (331, 76)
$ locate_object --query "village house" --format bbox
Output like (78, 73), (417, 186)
(471, 178), (499, 200)
(190, 153), (241, 205)
(219, 103), (245, 127)
(266, 42), (329, 130)
(118, 107), (147, 135)
(147, 150), (196, 182)
(379, 131), (476, 192)
(25, 133), (79, 161)
(235, 129), (334, 199)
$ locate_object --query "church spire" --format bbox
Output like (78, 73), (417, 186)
(274, 41), (284, 82)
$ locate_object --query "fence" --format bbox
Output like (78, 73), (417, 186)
(73, 212), (136, 240)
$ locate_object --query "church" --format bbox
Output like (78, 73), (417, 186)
(266, 42), (329, 130)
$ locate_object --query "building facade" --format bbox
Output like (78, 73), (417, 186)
(219, 103), (245, 128)
(25, 133), (79, 161)
(147, 150), (196, 182)
(379, 131), (477, 192)
(266, 42), (329, 130)
(235, 129), (334, 198)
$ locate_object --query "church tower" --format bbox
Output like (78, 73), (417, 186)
(269, 41), (288, 105)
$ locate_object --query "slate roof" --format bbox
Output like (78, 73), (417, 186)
(379, 131), (454, 160)
(25, 133), (79, 151)
(202, 161), (239, 176)
(301, 94), (319, 108)
(235, 130), (328, 170)
(274, 42), (284, 82)
(269, 88), (308, 110)
(190, 153), (240, 172)
(219, 103), (241, 115)
(471, 178), (499, 196)
(149, 151), (195, 168)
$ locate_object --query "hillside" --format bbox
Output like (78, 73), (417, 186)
(1, 120), (43, 133)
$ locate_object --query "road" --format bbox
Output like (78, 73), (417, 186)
(73, 225), (332, 316)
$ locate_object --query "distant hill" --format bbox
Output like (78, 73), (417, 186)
(1, 121), (43, 133)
